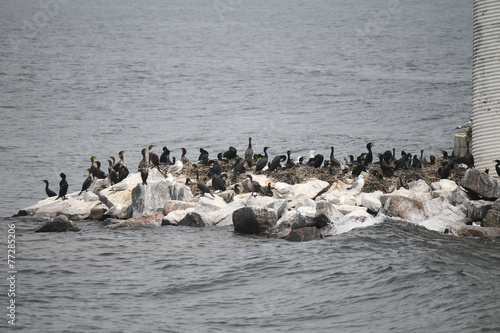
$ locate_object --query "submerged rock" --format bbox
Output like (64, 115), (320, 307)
(285, 226), (323, 242)
(106, 212), (164, 228)
(35, 215), (80, 232)
(178, 212), (205, 227)
(457, 226), (500, 237)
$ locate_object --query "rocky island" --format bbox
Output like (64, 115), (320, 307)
(14, 144), (500, 241)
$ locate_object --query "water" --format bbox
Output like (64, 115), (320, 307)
(2, 0), (499, 332)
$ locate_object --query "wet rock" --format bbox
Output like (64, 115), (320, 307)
(233, 206), (277, 235)
(315, 200), (343, 227)
(457, 226), (500, 237)
(285, 226), (323, 242)
(482, 210), (500, 228)
(418, 209), (468, 234)
(291, 206), (316, 230)
(359, 191), (383, 214)
(382, 195), (426, 223)
(106, 212), (164, 228)
(90, 203), (108, 220)
(20, 193), (102, 220)
(163, 200), (196, 215)
(461, 168), (500, 200)
(35, 215), (80, 232)
(178, 212), (206, 227)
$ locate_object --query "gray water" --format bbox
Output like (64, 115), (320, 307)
(2, 0), (499, 332)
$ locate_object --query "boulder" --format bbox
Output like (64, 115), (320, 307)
(418, 209), (468, 234)
(195, 194), (227, 213)
(20, 193), (102, 220)
(359, 191), (383, 214)
(106, 212), (164, 228)
(35, 215), (80, 232)
(131, 174), (170, 217)
(430, 179), (458, 192)
(461, 168), (500, 199)
(99, 172), (142, 219)
(335, 209), (377, 235)
(233, 206), (278, 235)
(482, 210), (500, 228)
(246, 195), (287, 218)
(315, 200), (343, 227)
(90, 203), (108, 220)
(91, 178), (110, 194)
(203, 199), (246, 226)
(292, 179), (330, 200)
(168, 181), (194, 202)
(291, 206), (316, 230)
(276, 209), (297, 229)
(457, 226), (500, 237)
(217, 190), (236, 203)
(382, 195), (426, 223)
(163, 200), (196, 215)
(163, 208), (194, 226)
(430, 190), (454, 203)
(285, 226), (323, 242)
(178, 212), (206, 227)
(407, 179), (431, 193)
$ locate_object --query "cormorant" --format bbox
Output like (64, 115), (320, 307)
(438, 161), (454, 179)
(232, 156), (246, 181)
(140, 167), (148, 185)
(114, 151), (129, 182)
(180, 148), (191, 165)
(330, 146), (341, 168)
(211, 158), (222, 176)
(148, 145), (160, 169)
(245, 137), (254, 167)
(255, 147), (269, 174)
(395, 151), (409, 170)
(223, 146), (237, 160)
(411, 154), (422, 168)
(79, 169), (92, 195)
(313, 154), (324, 168)
(90, 156), (99, 180)
(198, 148), (209, 165)
(196, 170), (213, 197)
(261, 183), (273, 197)
(138, 148), (148, 171)
(160, 146), (172, 165)
(285, 150), (295, 169)
(56, 172), (68, 200)
(107, 160), (119, 185)
(364, 143), (373, 166)
(268, 155), (286, 174)
(42, 180), (57, 197)
(93, 161), (107, 179)
(212, 173), (228, 192)
(351, 161), (366, 177)
(377, 154), (395, 177)
(247, 175), (261, 195)
(233, 184), (241, 194)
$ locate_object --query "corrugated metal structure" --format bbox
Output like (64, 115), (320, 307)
(471, 0), (500, 176)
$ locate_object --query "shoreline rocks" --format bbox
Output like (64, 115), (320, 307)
(15, 164), (500, 239)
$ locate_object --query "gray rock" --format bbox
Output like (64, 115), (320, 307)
(285, 226), (323, 242)
(168, 181), (194, 202)
(233, 206), (278, 235)
(315, 200), (343, 227)
(19, 193), (102, 220)
(359, 191), (383, 214)
(131, 175), (170, 217)
(195, 194), (227, 213)
(482, 210), (500, 228)
(178, 212), (206, 227)
(246, 195), (287, 219)
(106, 212), (164, 228)
(35, 215), (80, 232)
(457, 226), (500, 237)
(291, 206), (316, 230)
(90, 203), (108, 220)
(292, 179), (330, 200)
(461, 168), (500, 199)
(99, 172), (142, 219)
(407, 179), (431, 193)
(203, 199), (246, 227)
(163, 200), (196, 215)
(163, 208), (194, 226)
(382, 195), (426, 223)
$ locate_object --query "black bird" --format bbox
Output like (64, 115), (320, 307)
(411, 154), (422, 168)
(377, 154), (395, 177)
(138, 148), (148, 171)
(180, 148), (191, 165)
(42, 180), (57, 197)
(439, 161), (454, 179)
(212, 173), (228, 192)
(160, 146), (172, 165)
(116, 151), (129, 182)
(330, 146), (341, 168)
(268, 155), (286, 174)
(261, 183), (273, 197)
(364, 142), (373, 166)
(232, 156), (246, 181)
(148, 145), (160, 169)
(93, 161), (107, 179)
(223, 146), (237, 160)
(56, 172), (68, 200)
(247, 175), (261, 195)
(196, 170), (213, 197)
(140, 167), (149, 185)
(395, 151), (409, 170)
(285, 150), (295, 169)
(245, 137), (254, 167)
(79, 169), (93, 195)
(210, 158), (222, 176)
(107, 160), (119, 185)
(313, 154), (324, 168)
(255, 147), (269, 174)
(198, 148), (209, 165)
(495, 160), (500, 178)
(233, 184), (241, 194)
(351, 161), (366, 178)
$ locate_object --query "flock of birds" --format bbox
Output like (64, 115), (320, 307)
(41, 136), (490, 201)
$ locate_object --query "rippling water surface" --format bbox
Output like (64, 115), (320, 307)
(2, 0), (499, 332)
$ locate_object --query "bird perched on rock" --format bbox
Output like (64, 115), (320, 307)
(330, 146), (341, 168)
(212, 173), (228, 192)
(347, 174), (365, 191)
(140, 167), (148, 185)
(160, 146), (172, 165)
(79, 169), (93, 195)
(223, 146), (237, 160)
(245, 137), (254, 167)
(247, 175), (261, 195)
(56, 172), (68, 200)
(42, 180), (57, 197)
(138, 148), (148, 171)
(268, 155), (286, 174)
(196, 170), (213, 197)
(377, 154), (395, 177)
(364, 142), (374, 166)
(255, 147), (269, 174)
(198, 148), (209, 165)
(261, 183), (273, 197)
(148, 145), (160, 169)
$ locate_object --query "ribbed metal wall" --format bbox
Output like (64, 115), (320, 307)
(472, 0), (500, 176)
